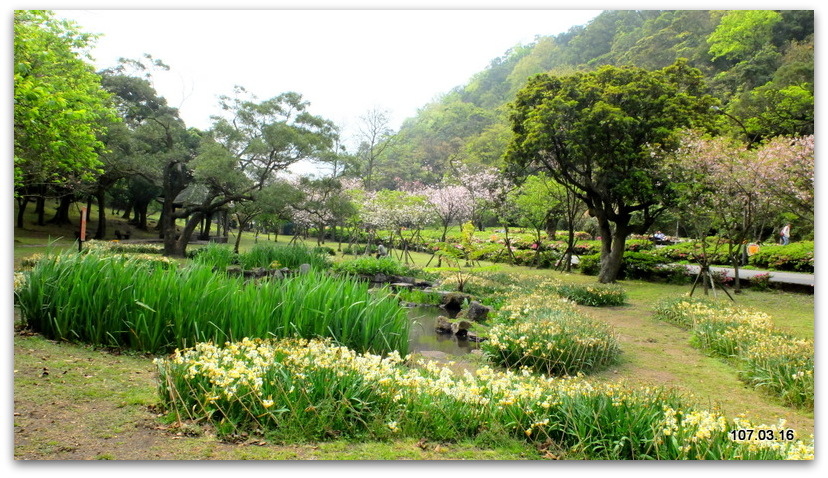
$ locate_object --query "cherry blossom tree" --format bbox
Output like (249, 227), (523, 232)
(359, 189), (436, 263)
(289, 176), (355, 246)
(455, 165), (506, 230)
(419, 184), (473, 243)
(669, 131), (780, 293)
(751, 134), (814, 228)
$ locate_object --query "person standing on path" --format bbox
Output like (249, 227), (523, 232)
(780, 223), (791, 245)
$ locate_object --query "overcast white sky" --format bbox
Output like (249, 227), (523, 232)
(49, 8), (601, 148)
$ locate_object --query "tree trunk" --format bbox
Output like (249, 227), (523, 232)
(173, 212), (204, 257)
(16, 196), (29, 229)
(136, 202), (149, 231)
(233, 223), (244, 254)
(161, 198), (181, 256)
(199, 212), (213, 240)
(35, 196), (46, 226)
(563, 227), (577, 272)
(731, 247), (743, 293)
(597, 217), (627, 284)
(48, 195), (73, 226)
(501, 224), (517, 264)
(94, 188), (107, 239)
(121, 200), (132, 220)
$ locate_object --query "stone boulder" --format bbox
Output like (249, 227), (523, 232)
(435, 316), (453, 334)
(435, 316), (472, 338)
(441, 292), (472, 310)
(243, 267), (268, 279)
(457, 300), (492, 322)
(450, 320), (473, 338)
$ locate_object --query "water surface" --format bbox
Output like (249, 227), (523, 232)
(406, 306), (480, 355)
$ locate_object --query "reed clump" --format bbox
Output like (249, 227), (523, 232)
(15, 250), (408, 356)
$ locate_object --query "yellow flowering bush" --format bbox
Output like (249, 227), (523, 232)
(156, 337), (813, 459)
(555, 283), (628, 307)
(482, 288), (620, 376)
(654, 298), (814, 408)
(20, 253), (46, 269)
(84, 239), (165, 254)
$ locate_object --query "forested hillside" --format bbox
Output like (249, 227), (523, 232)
(367, 10), (813, 189)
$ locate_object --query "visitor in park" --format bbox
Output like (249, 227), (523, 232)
(780, 223), (791, 245)
(376, 242), (388, 258)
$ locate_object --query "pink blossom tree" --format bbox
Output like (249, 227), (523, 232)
(359, 189), (436, 263)
(670, 131), (781, 293)
(419, 184), (473, 243)
(751, 134), (814, 228)
(455, 165), (506, 230)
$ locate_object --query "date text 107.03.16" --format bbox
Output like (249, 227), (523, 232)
(729, 429), (796, 441)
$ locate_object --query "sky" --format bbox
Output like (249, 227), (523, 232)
(49, 7), (602, 149)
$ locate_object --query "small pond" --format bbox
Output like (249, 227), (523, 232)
(406, 306), (481, 355)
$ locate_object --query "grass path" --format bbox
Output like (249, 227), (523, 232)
(581, 298), (814, 438)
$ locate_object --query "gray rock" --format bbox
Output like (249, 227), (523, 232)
(435, 316), (454, 333)
(463, 300), (492, 322)
(441, 292), (471, 310)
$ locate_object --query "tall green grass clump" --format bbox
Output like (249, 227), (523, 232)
(654, 297), (814, 409)
(191, 242), (238, 270)
(332, 256), (410, 277)
(237, 243), (331, 270)
(155, 337), (813, 460)
(481, 283), (620, 376)
(396, 288), (443, 306)
(15, 251), (408, 356)
(555, 283), (627, 306)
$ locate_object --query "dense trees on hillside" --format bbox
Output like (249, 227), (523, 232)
(379, 10), (813, 188)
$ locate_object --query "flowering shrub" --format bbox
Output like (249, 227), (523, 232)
(578, 252), (672, 281)
(155, 336), (813, 459)
(13, 271), (27, 297)
(653, 298), (814, 409)
(650, 240), (730, 265)
(482, 287), (621, 376)
(748, 242), (814, 273)
(84, 239), (165, 255)
(555, 284), (628, 307)
(749, 272), (773, 291)
(19, 253), (46, 269)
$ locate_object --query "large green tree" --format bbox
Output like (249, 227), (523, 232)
(14, 10), (117, 224)
(156, 89), (338, 257)
(505, 60), (717, 283)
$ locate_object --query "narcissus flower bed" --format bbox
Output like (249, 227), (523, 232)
(155, 337), (813, 460)
(654, 297), (814, 409)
